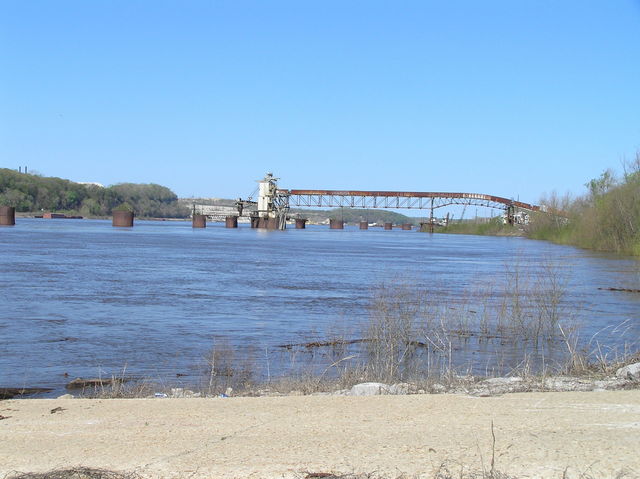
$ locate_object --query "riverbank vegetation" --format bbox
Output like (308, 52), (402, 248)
(432, 155), (640, 257)
(69, 261), (637, 400)
(526, 155), (640, 256)
(0, 168), (189, 218)
(437, 217), (517, 236)
(254, 263), (635, 395)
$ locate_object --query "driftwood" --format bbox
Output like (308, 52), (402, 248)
(277, 338), (432, 349)
(65, 377), (134, 390)
(277, 339), (370, 349)
(598, 287), (640, 293)
(0, 387), (53, 399)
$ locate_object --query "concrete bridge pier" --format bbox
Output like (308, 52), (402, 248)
(329, 219), (344, 229)
(384, 222), (393, 230)
(0, 206), (16, 226)
(112, 210), (134, 227)
(225, 216), (238, 228)
(192, 214), (206, 228)
(251, 216), (280, 229)
(359, 221), (368, 230)
(295, 218), (307, 229)
(402, 224), (412, 230)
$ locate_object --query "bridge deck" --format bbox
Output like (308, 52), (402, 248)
(278, 189), (539, 212)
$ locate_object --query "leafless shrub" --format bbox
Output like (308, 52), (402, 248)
(337, 259), (579, 384)
(362, 279), (426, 382)
(82, 261), (635, 399)
(196, 257), (635, 396)
(201, 338), (256, 396)
(253, 257), (637, 393)
(78, 367), (156, 399)
(88, 379), (157, 399)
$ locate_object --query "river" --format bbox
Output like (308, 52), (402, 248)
(1, 219), (638, 396)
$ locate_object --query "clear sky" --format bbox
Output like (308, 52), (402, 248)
(1, 1), (639, 205)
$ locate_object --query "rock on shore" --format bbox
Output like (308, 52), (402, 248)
(616, 362), (640, 381)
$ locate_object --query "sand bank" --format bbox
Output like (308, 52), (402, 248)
(1, 390), (639, 478)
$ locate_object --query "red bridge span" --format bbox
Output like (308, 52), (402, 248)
(278, 189), (539, 213)
(227, 175), (542, 230)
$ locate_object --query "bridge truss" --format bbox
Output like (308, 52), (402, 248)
(232, 174), (541, 230)
(279, 190), (539, 213)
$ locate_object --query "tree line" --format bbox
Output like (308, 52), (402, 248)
(0, 168), (189, 218)
(526, 153), (640, 256)
(289, 207), (420, 225)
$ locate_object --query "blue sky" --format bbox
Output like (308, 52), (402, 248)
(1, 1), (639, 206)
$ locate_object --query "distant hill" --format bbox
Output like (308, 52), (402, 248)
(291, 207), (422, 225)
(0, 168), (189, 218)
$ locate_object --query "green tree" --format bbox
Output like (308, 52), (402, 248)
(586, 169), (616, 201)
(0, 168), (189, 218)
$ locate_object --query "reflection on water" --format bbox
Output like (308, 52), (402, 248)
(0, 218), (638, 395)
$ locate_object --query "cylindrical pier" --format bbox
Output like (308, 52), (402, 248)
(359, 221), (368, 230)
(384, 222), (393, 230)
(192, 214), (206, 228)
(295, 218), (307, 229)
(329, 219), (344, 230)
(251, 217), (279, 229)
(112, 210), (134, 227)
(402, 223), (412, 230)
(0, 206), (16, 226)
(225, 216), (238, 228)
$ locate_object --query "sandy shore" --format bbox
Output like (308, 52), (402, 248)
(1, 390), (639, 478)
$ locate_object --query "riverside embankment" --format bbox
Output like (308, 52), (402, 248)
(1, 390), (639, 479)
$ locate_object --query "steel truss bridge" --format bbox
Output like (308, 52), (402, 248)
(221, 174), (542, 230)
(278, 189), (540, 213)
